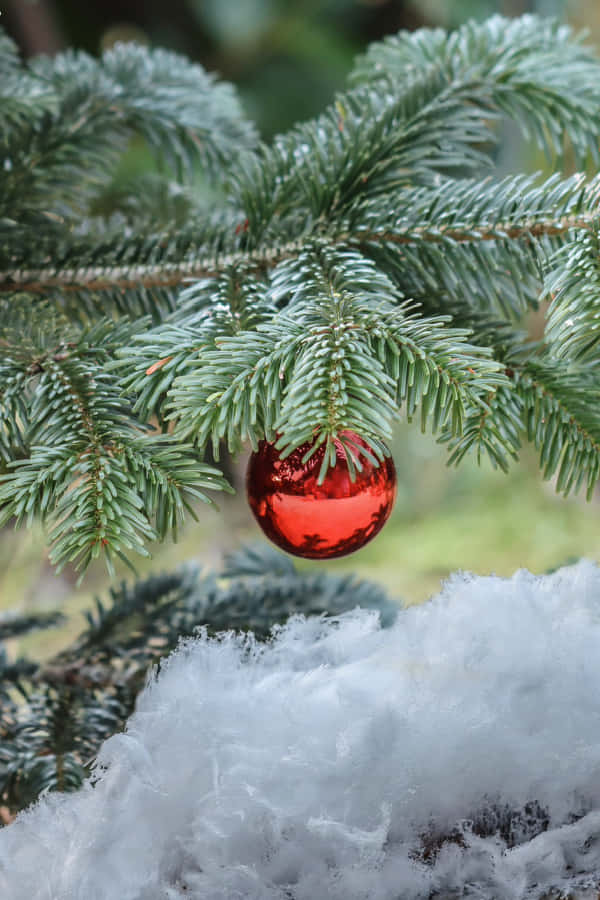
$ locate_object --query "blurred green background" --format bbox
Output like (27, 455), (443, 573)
(1, 0), (599, 660)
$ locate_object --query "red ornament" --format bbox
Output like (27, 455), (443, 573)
(246, 432), (397, 559)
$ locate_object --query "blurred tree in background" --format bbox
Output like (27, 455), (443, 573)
(3, 0), (572, 138)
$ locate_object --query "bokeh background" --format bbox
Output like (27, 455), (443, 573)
(2, 0), (599, 660)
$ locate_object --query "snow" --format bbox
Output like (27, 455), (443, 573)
(2, 560), (600, 899)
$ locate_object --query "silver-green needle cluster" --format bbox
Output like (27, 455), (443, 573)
(1, 15), (600, 574)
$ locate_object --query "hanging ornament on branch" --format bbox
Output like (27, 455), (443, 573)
(246, 432), (397, 559)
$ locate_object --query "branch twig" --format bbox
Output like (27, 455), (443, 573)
(0, 216), (593, 294)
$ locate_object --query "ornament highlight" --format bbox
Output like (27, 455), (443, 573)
(246, 432), (397, 559)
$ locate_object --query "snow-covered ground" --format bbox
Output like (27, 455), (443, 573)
(2, 560), (600, 899)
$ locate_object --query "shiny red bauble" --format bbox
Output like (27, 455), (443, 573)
(246, 432), (397, 559)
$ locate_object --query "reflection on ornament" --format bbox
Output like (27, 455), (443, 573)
(246, 432), (397, 559)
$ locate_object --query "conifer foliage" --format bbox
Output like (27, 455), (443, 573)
(0, 544), (397, 816)
(2, 15), (600, 574)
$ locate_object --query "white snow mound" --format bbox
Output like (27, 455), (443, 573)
(2, 561), (600, 899)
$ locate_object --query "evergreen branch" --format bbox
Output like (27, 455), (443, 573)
(0, 651), (38, 700)
(31, 44), (257, 176)
(0, 27), (18, 76)
(441, 385), (524, 473)
(0, 312), (230, 574)
(351, 15), (600, 166)
(544, 228), (600, 364)
(348, 172), (597, 236)
(2, 14), (600, 575)
(0, 298), (77, 462)
(232, 76), (496, 242)
(0, 611), (65, 642)
(121, 438), (233, 542)
(227, 15), (600, 245)
(115, 325), (201, 423)
(0, 687), (115, 806)
(73, 570), (199, 659)
(345, 173), (600, 318)
(1, 100), (129, 225)
(515, 361), (600, 498)
(116, 270), (275, 422)
(0, 370), (30, 466)
(411, 304), (529, 366)
(0, 552), (397, 813)
(371, 239), (543, 321)
(0, 29), (56, 135)
(270, 251), (402, 466)
(168, 249), (508, 471)
(1, 40), (256, 226)
(0, 211), (595, 296)
(1, 173), (597, 303)
(169, 325), (301, 455)
(443, 355), (600, 495)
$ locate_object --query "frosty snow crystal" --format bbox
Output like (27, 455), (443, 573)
(2, 561), (600, 898)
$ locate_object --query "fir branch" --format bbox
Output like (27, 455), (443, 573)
(0, 28), (18, 75)
(0, 311), (230, 574)
(443, 356), (600, 494)
(372, 239), (543, 322)
(515, 361), (600, 498)
(168, 250), (509, 470)
(6, 15), (600, 295)
(3, 14), (600, 573)
(3, 167), (599, 299)
(1, 37), (256, 228)
(0, 611), (65, 642)
(1, 212), (595, 297)
(0, 551), (397, 813)
(116, 270), (275, 422)
(0, 651), (37, 700)
(351, 15), (600, 166)
(230, 15), (600, 245)
(347, 173), (598, 241)
(169, 324), (300, 456)
(31, 44), (257, 177)
(0, 29), (56, 136)
(232, 75), (496, 244)
(544, 228), (600, 364)
(441, 385), (524, 473)
(344, 172), (600, 318)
